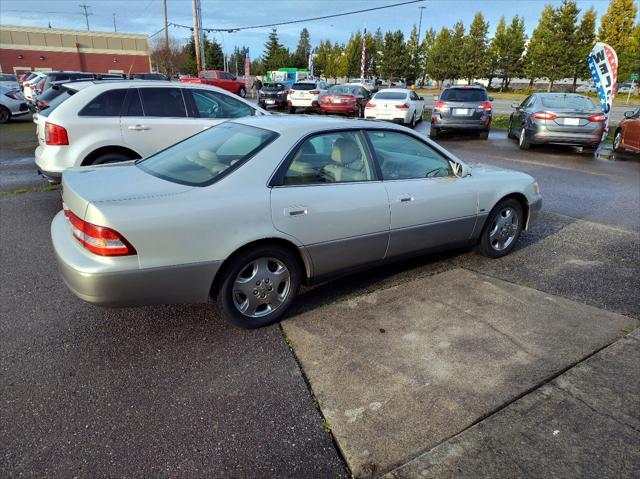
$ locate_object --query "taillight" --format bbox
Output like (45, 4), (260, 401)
(395, 103), (410, 109)
(478, 102), (492, 110)
(36, 99), (49, 109)
(45, 122), (69, 145)
(588, 113), (606, 122)
(366, 102), (376, 108)
(4, 90), (20, 100)
(63, 203), (136, 256)
(531, 111), (557, 120)
(433, 101), (446, 110)
(36, 79), (45, 91)
(309, 90), (320, 94)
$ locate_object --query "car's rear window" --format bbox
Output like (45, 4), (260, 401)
(292, 83), (317, 90)
(373, 91), (407, 100)
(540, 95), (596, 110)
(38, 89), (76, 117)
(262, 83), (286, 91)
(329, 85), (360, 95)
(440, 88), (488, 102)
(137, 123), (279, 187)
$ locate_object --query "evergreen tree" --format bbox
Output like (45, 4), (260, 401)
(548, 0), (579, 91)
(263, 29), (291, 72)
(599, 0), (638, 81)
(314, 40), (333, 79)
(426, 27), (453, 87)
(405, 25), (422, 84)
(325, 43), (344, 83)
(524, 5), (556, 89)
(571, 8), (596, 90)
(485, 43), (499, 88)
(420, 28), (436, 85)
(622, 23), (640, 83)
(462, 13), (489, 84)
(182, 35), (197, 76)
(449, 22), (466, 81)
(203, 35), (224, 71)
(293, 28), (311, 69)
(493, 16), (526, 89)
(340, 31), (363, 79)
(380, 30), (407, 83)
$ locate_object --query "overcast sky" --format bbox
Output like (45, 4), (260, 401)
(1, 0), (633, 57)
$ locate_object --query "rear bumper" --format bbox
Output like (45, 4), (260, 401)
(432, 116), (490, 130)
(289, 98), (319, 108)
(320, 103), (357, 114)
(529, 129), (603, 146)
(259, 97), (287, 107)
(52, 212), (222, 307)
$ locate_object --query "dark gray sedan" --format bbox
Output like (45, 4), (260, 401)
(508, 93), (605, 150)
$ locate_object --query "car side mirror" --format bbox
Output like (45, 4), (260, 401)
(433, 95), (439, 101)
(624, 110), (635, 119)
(511, 102), (520, 109)
(450, 161), (471, 178)
(488, 96), (494, 102)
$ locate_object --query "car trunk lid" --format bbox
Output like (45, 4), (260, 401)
(542, 109), (602, 133)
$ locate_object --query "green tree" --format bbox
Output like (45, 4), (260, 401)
(381, 30), (407, 83)
(598, 0), (638, 79)
(405, 25), (422, 84)
(325, 42), (343, 83)
(449, 21), (466, 81)
(571, 8), (596, 90)
(370, 28), (385, 78)
(485, 43), (499, 89)
(313, 39), (332, 79)
(263, 29), (291, 72)
(493, 16), (526, 89)
(524, 5), (557, 89)
(340, 31), (363, 78)
(419, 27), (436, 85)
(426, 27), (453, 87)
(549, 0), (579, 91)
(293, 28), (311, 69)
(182, 35), (198, 75)
(621, 23), (640, 83)
(462, 13), (489, 84)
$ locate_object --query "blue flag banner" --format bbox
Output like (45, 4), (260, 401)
(588, 42), (618, 140)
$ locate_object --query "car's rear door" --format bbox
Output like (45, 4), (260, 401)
(270, 130), (389, 278)
(120, 86), (198, 158)
(365, 129), (478, 258)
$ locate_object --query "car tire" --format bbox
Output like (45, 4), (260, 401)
(258, 102), (266, 109)
(429, 127), (439, 140)
(89, 151), (135, 165)
(238, 87), (247, 98)
(410, 113), (417, 128)
(479, 129), (489, 140)
(518, 127), (530, 150)
(288, 106), (296, 114)
(613, 130), (623, 152)
(477, 198), (524, 259)
(217, 244), (301, 329)
(507, 119), (516, 139)
(0, 106), (11, 124)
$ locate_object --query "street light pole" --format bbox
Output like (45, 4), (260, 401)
(417, 6), (426, 41)
(192, 0), (202, 74)
(163, 0), (169, 50)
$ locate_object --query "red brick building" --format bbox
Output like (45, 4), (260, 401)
(0, 25), (151, 76)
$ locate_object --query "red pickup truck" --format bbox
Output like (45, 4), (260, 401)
(180, 70), (247, 97)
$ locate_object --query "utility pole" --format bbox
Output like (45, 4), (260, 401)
(163, 0), (169, 50)
(417, 6), (426, 41)
(192, 0), (202, 73)
(112, 13), (117, 32)
(79, 4), (92, 31)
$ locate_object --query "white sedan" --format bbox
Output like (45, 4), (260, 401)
(365, 88), (425, 127)
(53, 116), (542, 328)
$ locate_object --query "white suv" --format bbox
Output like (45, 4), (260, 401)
(287, 80), (328, 113)
(34, 80), (267, 182)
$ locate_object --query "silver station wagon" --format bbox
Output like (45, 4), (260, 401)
(53, 116), (542, 328)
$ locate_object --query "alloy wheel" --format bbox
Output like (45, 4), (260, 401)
(232, 257), (291, 318)
(613, 132), (622, 151)
(489, 207), (519, 251)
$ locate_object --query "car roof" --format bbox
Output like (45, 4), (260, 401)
(232, 114), (403, 135)
(443, 85), (485, 90)
(59, 79), (225, 90)
(374, 88), (410, 94)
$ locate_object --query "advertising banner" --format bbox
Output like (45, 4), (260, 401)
(587, 42), (618, 139)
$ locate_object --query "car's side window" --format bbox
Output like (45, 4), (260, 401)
(282, 131), (376, 185)
(123, 88), (144, 117)
(519, 95), (531, 109)
(187, 89), (253, 119)
(78, 89), (127, 117)
(139, 87), (187, 117)
(366, 130), (453, 180)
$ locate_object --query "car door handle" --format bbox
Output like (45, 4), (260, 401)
(285, 207), (308, 216)
(127, 125), (150, 131)
(398, 195), (414, 203)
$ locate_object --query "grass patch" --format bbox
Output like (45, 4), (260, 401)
(322, 419), (332, 432)
(0, 184), (60, 196)
(281, 330), (293, 349)
(491, 114), (511, 130)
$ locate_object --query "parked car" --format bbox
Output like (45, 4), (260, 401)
(617, 83), (639, 95)
(34, 80), (267, 182)
(22, 72), (46, 103)
(258, 82), (289, 109)
(129, 72), (167, 81)
(0, 73), (19, 90)
(575, 83), (597, 93)
(0, 86), (29, 123)
(613, 108), (640, 157)
(52, 115), (542, 328)
(430, 85), (493, 139)
(364, 88), (424, 127)
(319, 84), (371, 117)
(180, 70), (247, 97)
(507, 93), (605, 150)
(287, 80), (329, 113)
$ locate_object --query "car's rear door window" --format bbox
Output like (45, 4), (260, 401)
(78, 89), (127, 117)
(137, 122), (278, 186)
(139, 87), (187, 117)
(366, 130), (453, 180)
(440, 89), (488, 102)
(185, 89), (253, 119)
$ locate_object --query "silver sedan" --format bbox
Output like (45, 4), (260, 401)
(53, 116), (542, 328)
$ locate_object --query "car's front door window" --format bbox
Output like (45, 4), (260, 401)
(366, 130), (453, 180)
(187, 89), (253, 119)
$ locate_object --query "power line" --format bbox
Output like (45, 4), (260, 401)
(171, 0), (426, 33)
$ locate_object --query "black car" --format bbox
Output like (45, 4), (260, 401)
(430, 85), (493, 139)
(32, 77), (127, 112)
(258, 82), (289, 109)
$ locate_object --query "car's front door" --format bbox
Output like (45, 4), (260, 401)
(270, 130), (389, 278)
(365, 129), (478, 258)
(512, 94), (535, 133)
(120, 87), (197, 158)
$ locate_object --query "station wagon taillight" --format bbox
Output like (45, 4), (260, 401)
(45, 122), (69, 145)
(588, 113), (606, 122)
(63, 203), (136, 256)
(478, 102), (492, 110)
(530, 111), (557, 120)
(433, 101), (446, 110)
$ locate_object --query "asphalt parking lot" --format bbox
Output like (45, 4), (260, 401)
(1, 114), (639, 477)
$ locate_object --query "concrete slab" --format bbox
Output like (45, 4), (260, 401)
(384, 333), (640, 479)
(283, 268), (638, 478)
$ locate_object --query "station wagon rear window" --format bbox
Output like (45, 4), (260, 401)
(439, 89), (487, 102)
(137, 123), (278, 186)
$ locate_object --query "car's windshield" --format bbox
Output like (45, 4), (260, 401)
(540, 95), (596, 110)
(440, 88), (488, 102)
(292, 83), (317, 90)
(329, 85), (359, 95)
(262, 83), (286, 91)
(137, 122), (278, 187)
(373, 91), (407, 100)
